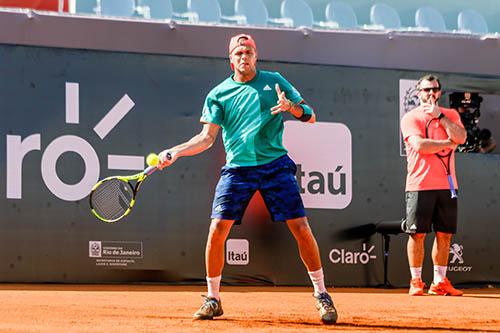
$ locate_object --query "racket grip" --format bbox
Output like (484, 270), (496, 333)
(144, 166), (158, 175)
(143, 152), (169, 175)
(447, 175), (458, 199)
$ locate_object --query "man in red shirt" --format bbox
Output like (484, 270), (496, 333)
(400, 75), (467, 296)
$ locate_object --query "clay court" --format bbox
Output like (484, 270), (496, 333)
(0, 284), (498, 332)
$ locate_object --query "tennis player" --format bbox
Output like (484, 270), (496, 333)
(400, 75), (466, 296)
(158, 34), (337, 324)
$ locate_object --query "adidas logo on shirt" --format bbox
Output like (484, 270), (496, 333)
(263, 85), (272, 91)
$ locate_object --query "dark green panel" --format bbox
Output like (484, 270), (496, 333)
(1, 44), (499, 286)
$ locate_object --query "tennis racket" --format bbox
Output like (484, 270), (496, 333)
(425, 118), (457, 199)
(89, 152), (170, 223)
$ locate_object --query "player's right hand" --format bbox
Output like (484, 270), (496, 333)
(421, 99), (440, 118)
(158, 150), (177, 170)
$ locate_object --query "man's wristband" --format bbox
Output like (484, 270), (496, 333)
(437, 112), (445, 120)
(298, 104), (313, 122)
(298, 112), (312, 122)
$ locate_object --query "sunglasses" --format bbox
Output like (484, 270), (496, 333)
(420, 87), (440, 93)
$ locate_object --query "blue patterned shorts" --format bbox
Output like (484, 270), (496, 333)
(211, 155), (306, 224)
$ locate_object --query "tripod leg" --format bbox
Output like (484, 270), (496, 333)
(383, 235), (391, 287)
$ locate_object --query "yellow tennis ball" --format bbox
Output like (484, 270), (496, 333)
(146, 153), (159, 167)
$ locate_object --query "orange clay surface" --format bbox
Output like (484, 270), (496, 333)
(0, 284), (498, 332)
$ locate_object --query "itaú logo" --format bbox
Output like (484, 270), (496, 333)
(329, 243), (376, 265)
(5, 82), (145, 201)
(226, 239), (249, 265)
(283, 121), (352, 209)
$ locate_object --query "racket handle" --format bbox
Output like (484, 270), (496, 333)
(144, 166), (158, 175)
(143, 152), (169, 175)
(447, 175), (458, 199)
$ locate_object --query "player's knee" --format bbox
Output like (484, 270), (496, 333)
(435, 231), (452, 241)
(288, 218), (312, 237)
(208, 219), (232, 240)
(208, 219), (225, 234)
(409, 233), (426, 242)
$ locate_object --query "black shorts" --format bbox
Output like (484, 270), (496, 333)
(404, 190), (458, 234)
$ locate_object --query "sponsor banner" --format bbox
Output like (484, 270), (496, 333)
(89, 241), (143, 267)
(399, 79), (419, 156)
(5, 82), (143, 202)
(448, 243), (472, 272)
(1, 41), (498, 286)
(283, 121), (352, 209)
(226, 239), (249, 265)
(329, 243), (377, 265)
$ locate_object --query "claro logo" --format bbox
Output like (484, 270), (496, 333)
(5, 82), (144, 201)
(283, 121), (352, 209)
(329, 243), (377, 265)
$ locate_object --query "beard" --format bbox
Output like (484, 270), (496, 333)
(421, 94), (438, 104)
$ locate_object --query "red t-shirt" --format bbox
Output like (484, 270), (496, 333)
(400, 106), (464, 192)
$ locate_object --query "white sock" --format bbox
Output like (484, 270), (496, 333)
(206, 275), (221, 300)
(433, 265), (447, 284)
(308, 268), (327, 296)
(410, 267), (422, 279)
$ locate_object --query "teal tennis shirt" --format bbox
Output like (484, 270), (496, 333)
(201, 70), (310, 167)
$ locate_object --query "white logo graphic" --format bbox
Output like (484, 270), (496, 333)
(226, 239), (249, 265)
(90, 241), (143, 267)
(283, 121), (352, 209)
(263, 84), (272, 91)
(399, 79), (419, 156)
(329, 243), (376, 265)
(89, 241), (102, 258)
(449, 243), (464, 264)
(448, 243), (472, 272)
(6, 82), (145, 201)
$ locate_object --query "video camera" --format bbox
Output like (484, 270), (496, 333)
(449, 92), (491, 152)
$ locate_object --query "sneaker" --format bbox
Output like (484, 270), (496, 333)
(193, 295), (224, 320)
(314, 292), (338, 324)
(428, 277), (463, 296)
(409, 278), (426, 296)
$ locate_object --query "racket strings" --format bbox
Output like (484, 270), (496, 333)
(91, 179), (134, 221)
(425, 118), (457, 198)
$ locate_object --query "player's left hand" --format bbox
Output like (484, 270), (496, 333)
(271, 84), (292, 115)
(447, 137), (459, 151)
